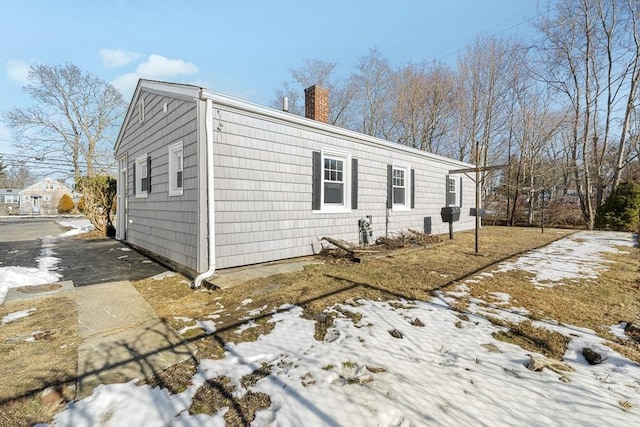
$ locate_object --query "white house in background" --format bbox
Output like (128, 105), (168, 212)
(113, 79), (477, 285)
(19, 177), (79, 215)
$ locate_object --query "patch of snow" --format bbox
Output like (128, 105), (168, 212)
(610, 322), (629, 341)
(234, 320), (258, 334)
(178, 320), (217, 336)
(57, 219), (93, 238)
(247, 304), (268, 317)
(151, 271), (176, 281)
(489, 292), (511, 305)
(494, 231), (635, 288)
(0, 267), (62, 303)
(2, 308), (36, 324)
(240, 298), (253, 306)
(119, 247), (132, 252)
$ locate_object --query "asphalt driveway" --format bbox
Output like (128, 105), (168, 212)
(0, 217), (166, 286)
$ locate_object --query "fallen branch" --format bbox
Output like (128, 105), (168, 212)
(320, 237), (355, 254)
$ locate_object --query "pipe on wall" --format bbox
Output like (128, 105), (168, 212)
(192, 98), (216, 288)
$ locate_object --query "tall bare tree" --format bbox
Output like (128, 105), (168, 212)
(535, 0), (640, 228)
(350, 48), (394, 139)
(4, 63), (126, 181)
(392, 62), (455, 154)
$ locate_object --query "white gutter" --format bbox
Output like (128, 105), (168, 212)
(192, 98), (216, 288)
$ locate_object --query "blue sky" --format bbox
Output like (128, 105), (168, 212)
(0, 0), (543, 156)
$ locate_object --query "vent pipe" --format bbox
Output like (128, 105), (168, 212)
(282, 96), (289, 112)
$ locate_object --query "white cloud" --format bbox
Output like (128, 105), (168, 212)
(6, 60), (30, 85)
(112, 54), (199, 100)
(98, 49), (141, 68)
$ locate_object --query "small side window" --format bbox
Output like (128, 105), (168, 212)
(135, 154), (150, 198)
(169, 141), (184, 196)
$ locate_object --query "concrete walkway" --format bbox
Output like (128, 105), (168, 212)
(75, 281), (197, 398)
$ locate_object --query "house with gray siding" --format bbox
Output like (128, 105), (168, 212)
(114, 79), (477, 286)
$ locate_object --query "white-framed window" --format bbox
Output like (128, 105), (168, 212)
(168, 141), (184, 196)
(447, 175), (461, 207)
(135, 154), (149, 198)
(392, 164), (411, 211)
(314, 149), (352, 213)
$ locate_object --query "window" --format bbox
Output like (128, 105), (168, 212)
(324, 156), (344, 205)
(168, 141), (184, 196)
(312, 150), (357, 213)
(393, 168), (406, 206)
(387, 164), (414, 211)
(135, 154), (150, 198)
(446, 175), (462, 207)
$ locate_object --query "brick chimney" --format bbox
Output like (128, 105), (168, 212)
(304, 85), (329, 124)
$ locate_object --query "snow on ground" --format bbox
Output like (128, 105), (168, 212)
(495, 231), (635, 287)
(48, 231), (639, 427)
(57, 219), (94, 238)
(2, 307), (36, 324)
(0, 219), (93, 304)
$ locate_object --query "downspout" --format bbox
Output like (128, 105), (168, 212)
(192, 98), (216, 288)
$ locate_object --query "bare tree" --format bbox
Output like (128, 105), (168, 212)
(0, 163), (36, 188)
(453, 36), (517, 166)
(350, 48), (395, 138)
(3, 63), (126, 181)
(535, 0), (640, 228)
(392, 62), (455, 154)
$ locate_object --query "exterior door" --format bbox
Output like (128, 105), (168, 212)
(116, 156), (128, 240)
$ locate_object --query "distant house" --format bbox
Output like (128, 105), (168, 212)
(114, 80), (477, 285)
(19, 177), (80, 215)
(0, 189), (21, 215)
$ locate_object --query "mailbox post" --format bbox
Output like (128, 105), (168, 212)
(440, 206), (460, 239)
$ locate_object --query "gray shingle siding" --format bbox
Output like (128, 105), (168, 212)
(211, 104), (475, 269)
(115, 91), (200, 272)
(115, 81), (477, 275)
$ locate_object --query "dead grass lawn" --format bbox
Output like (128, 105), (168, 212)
(132, 227), (639, 421)
(0, 295), (78, 427)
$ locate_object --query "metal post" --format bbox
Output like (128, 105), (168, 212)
(541, 189), (545, 234)
(449, 221), (454, 239)
(475, 140), (480, 254)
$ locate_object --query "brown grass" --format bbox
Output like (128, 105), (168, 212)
(131, 226), (640, 410)
(460, 245), (640, 361)
(490, 318), (570, 359)
(0, 296), (78, 427)
(132, 227), (575, 387)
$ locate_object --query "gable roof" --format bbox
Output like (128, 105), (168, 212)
(19, 177), (74, 195)
(115, 79), (474, 169)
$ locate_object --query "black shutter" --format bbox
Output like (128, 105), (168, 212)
(147, 156), (152, 193)
(445, 175), (450, 206)
(410, 169), (415, 209)
(312, 151), (321, 210)
(133, 162), (136, 195)
(459, 176), (463, 207)
(387, 165), (393, 208)
(351, 158), (358, 210)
